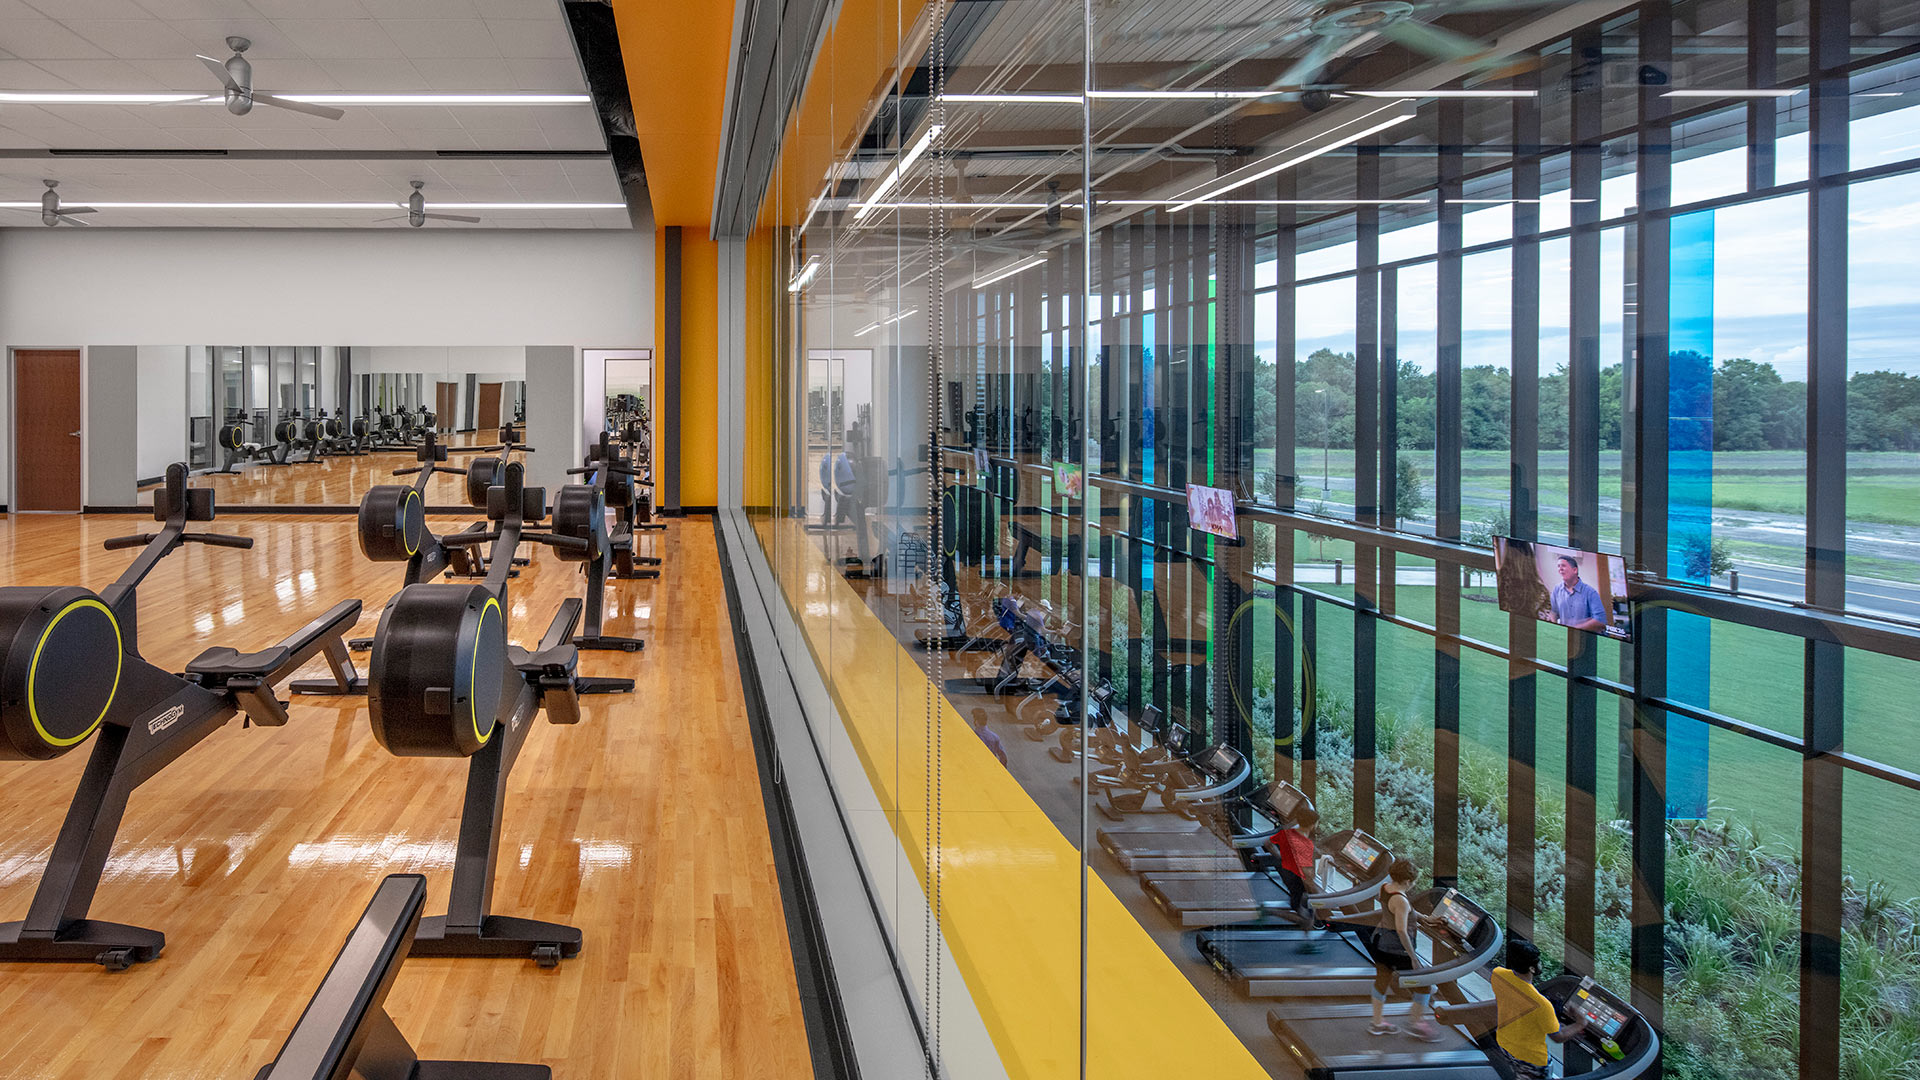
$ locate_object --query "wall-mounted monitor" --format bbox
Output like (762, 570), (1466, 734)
(1493, 537), (1632, 641)
(1053, 462), (1084, 498)
(1186, 483), (1238, 541)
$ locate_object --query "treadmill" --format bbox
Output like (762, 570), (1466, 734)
(1199, 885), (1504, 998)
(1093, 744), (1257, 872)
(1268, 969), (1660, 1080)
(1141, 784), (1395, 928)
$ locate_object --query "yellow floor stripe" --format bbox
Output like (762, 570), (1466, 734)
(755, 516), (1267, 1080)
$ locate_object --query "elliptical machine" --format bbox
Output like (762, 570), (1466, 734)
(0, 465), (361, 969)
(364, 460), (600, 964)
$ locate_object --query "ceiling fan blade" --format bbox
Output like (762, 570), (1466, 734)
(1275, 35), (1347, 90)
(1377, 18), (1489, 63)
(56, 206), (97, 215)
(422, 212), (483, 223)
(255, 93), (345, 121)
(56, 215), (91, 226)
(196, 54), (241, 91)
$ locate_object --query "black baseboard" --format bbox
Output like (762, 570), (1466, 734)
(136, 475), (164, 488)
(83, 505), (149, 514)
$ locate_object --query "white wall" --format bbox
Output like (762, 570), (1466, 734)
(135, 345), (187, 482)
(356, 346), (529, 375)
(0, 229), (653, 347)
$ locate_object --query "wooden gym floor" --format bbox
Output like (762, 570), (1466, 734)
(0, 513), (812, 1079)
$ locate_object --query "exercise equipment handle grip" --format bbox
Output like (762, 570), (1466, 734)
(189, 532), (254, 550)
(392, 466), (422, 476)
(536, 533), (591, 553)
(103, 533), (158, 550)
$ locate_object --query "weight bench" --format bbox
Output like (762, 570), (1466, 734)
(253, 874), (548, 1080)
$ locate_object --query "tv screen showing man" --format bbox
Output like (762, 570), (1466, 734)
(1493, 538), (1631, 641)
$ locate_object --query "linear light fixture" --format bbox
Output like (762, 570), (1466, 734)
(1089, 89), (1281, 100)
(0, 92), (206, 104)
(853, 123), (944, 221)
(1446, 197), (1597, 204)
(1347, 89), (1538, 98)
(942, 93), (1081, 104)
(853, 308), (917, 337)
(974, 255), (1047, 289)
(0, 200), (621, 211)
(864, 201), (1057, 210)
(1165, 101), (1418, 212)
(1662, 88), (1798, 98)
(788, 255), (821, 293)
(277, 93), (592, 105)
(1109, 198), (1428, 206)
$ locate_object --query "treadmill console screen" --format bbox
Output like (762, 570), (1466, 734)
(1266, 783), (1307, 821)
(1431, 889), (1481, 942)
(1567, 977), (1629, 1040)
(1195, 746), (1237, 779)
(1340, 832), (1385, 872)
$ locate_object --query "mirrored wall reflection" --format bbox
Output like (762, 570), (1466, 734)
(156, 345), (526, 506)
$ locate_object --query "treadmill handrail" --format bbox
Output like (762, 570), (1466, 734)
(1305, 829), (1393, 908)
(1401, 888), (1504, 989)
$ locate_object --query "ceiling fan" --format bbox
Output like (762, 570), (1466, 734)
(195, 37), (346, 120)
(0, 181), (96, 227)
(386, 181), (482, 227)
(1117, 0), (1555, 92)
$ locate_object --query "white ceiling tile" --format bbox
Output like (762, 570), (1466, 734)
(128, 55), (238, 87)
(378, 18), (494, 58)
(0, 19), (114, 59)
(26, 0), (154, 17)
(482, 18), (572, 60)
(357, 0), (476, 16)
(0, 58), (76, 87)
(0, 0), (48, 16)
(249, 0), (369, 17)
(315, 56), (427, 89)
(272, 19), (402, 60)
(65, 19), (202, 60)
(409, 56), (502, 89)
(133, 0), (263, 19)
(503, 55), (582, 91)
(0, 124), (50, 147)
(28, 57), (169, 87)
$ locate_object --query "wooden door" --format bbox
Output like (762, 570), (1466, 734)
(476, 382), (502, 432)
(14, 349), (82, 512)
(435, 382), (458, 433)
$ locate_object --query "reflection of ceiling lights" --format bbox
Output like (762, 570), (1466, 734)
(854, 308), (919, 336)
(788, 255), (822, 293)
(1166, 101), (1417, 212)
(1090, 90), (1279, 100)
(974, 255), (1047, 289)
(1662, 89), (1797, 98)
(943, 93), (1081, 104)
(853, 124), (944, 221)
(1348, 90), (1536, 98)
(0, 91), (590, 106)
(1110, 198), (1426, 206)
(866, 201), (1057, 210)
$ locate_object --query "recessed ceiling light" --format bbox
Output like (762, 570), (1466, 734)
(0, 200), (621, 211)
(1662, 89), (1798, 98)
(942, 93), (1082, 104)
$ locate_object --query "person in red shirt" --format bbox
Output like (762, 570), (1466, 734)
(1266, 805), (1321, 934)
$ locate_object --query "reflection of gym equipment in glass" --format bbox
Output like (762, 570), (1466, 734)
(552, 432), (653, 654)
(0, 466), (360, 969)
(252, 874), (549, 1080)
(215, 409), (285, 472)
(1092, 741), (1255, 860)
(1139, 783), (1394, 929)
(366, 460), (604, 964)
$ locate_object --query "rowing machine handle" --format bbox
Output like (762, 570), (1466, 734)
(393, 466), (422, 476)
(536, 533), (592, 554)
(188, 532), (254, 549)
(103, 533), (158, 551)
(566, 467), (593, 476)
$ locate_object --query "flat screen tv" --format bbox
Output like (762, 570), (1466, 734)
(1493, 537), (1632, 641)
(1185, 483), (1239, 541)
(1053, 462), (1084, 498)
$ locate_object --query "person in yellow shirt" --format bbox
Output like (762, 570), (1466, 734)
(1490, 940), (1587, 1079)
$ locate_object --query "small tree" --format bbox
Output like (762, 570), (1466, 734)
(1303, 499), (1335, 562)
(1464, 507), (1511, 589)
(1250, 523), (1276, 571)
(1395, 459), (1429, 521)
(1681, 532), (1735, 581)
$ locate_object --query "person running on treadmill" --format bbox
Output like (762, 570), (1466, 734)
(1264, 806), (1323, 948)
(1490, 939), (1586, 1080)
(1327, 858), (1446, 1042)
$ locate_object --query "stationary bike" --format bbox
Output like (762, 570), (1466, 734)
(365, 460), (600, 964)
(0, 465), (361, 969)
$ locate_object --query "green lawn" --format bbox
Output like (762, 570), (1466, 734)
(1252, 583), (1920, 896)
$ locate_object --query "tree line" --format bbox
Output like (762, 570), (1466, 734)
(1252, 348), (1920, 453)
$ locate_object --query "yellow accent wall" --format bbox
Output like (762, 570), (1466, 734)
(679, 231), (719, 507)
(610, 0), (729, 228)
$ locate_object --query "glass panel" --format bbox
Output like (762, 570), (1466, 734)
(1847, 173), (1920, 609)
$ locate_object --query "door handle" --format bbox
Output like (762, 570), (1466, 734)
(68, 430), (80, 437)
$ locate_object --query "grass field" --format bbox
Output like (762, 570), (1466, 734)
(1250, 583), (1920, 895)
(1252, 446), (1920, 582)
